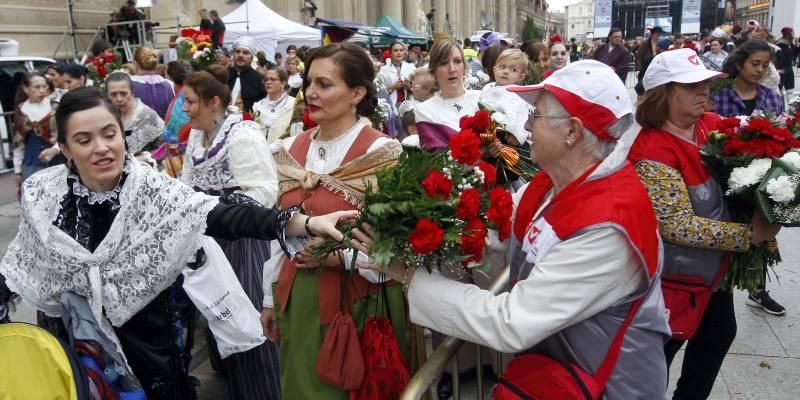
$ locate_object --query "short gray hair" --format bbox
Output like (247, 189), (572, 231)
(538, 91), (632, 160)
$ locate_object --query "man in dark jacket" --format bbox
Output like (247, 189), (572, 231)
(776, 27), (797, 92)
(210, 10), (226, 49)
(635, 26), (663, 95)
(228, 36), (266, 113)
(593, 27), (631, 82)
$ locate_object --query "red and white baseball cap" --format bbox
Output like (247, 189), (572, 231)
(643, 48), (727, 91)
(507, 60), (632, 142)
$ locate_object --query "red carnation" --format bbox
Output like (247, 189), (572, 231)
(450, 129), (482, 165)
(716, 118), (741, 135)
(408, 218), (445, 255)
(476, 161), (497, 189)
(421, 170), (453, 200)
(470, 111), (491, 133)
(487, 188), (513, 226)
(746, 119), (773, 134)
(460, 218), (487, 264)
(497, 219), (512, 242)
(302, 109), (317, 129)
(459, 114), (475, 130)
(456, 188), (481, 220)
(243, 112), (254, 121)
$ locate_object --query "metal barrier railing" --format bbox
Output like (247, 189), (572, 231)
(400, 265), (510, 400)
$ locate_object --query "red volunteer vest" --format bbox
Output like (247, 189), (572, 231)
(275, 126), (385, 325)
(627, 112), (721, 187)
(514, 162), (660, 280)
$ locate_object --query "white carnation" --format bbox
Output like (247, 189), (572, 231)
(780, 152), (800, 169)
(401, 134), (420, 148)
(727, 158), (773, 193)
(492, 112), (508, 127)
(765, 175), (798, 203)
(192, 51), (202, 60)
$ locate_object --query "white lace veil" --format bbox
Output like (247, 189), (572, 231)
(0, 159), (218, 327)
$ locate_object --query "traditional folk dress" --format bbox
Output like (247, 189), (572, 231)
(181, 113), (281, 400)
(414, 90), (482, 151)
(131, 73), (175, 120)
(0, 157), (300, 399)
(265, 121), (407, 399)
(123, 98), (164, 155)
(12, 99), (57, 182)
(252, 91), (295, 144)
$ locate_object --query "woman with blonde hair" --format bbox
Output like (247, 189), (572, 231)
(285, 54), (303, 96)
(413, 37), (482, 150)
(132, 46), (175, 119)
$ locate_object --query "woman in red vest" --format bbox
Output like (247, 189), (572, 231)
(354, 61), (673, 398)
(262, 42), (407, 399)
(628, 48), (781, 399)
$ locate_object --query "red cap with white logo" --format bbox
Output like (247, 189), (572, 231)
(643, 48), (727, 91)
(507, 60), (632, 142)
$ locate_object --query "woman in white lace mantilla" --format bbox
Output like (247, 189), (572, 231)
(105, 71), (164, 155)
(0, 88), (354, 400)
(180, 64), (282, 400)
(252, 67), (295, 145)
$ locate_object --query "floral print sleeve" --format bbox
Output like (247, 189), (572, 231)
(635, 161), (751, 252)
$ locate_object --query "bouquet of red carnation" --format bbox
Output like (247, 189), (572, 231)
(701, 112), (800, 291)
(313, 127), (514, 273)
(86, 52), (123, 87)
(460, 108), (538, 183)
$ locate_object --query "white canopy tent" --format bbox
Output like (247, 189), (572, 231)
(222, 0), (321, 61)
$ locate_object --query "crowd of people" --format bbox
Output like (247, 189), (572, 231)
(1, 11), (800, 400)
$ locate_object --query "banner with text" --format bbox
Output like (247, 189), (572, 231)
(681, 0), (701, 33)
(594, 0), (613, 38)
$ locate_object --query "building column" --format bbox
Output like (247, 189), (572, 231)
(497, 0), (509, 33)
(434, 0), (446, 35)
(381, 0), (403, 25)
(404, 0), (421, 33)
(445, 0), (456, 37)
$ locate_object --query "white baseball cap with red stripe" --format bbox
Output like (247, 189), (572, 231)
(643, 48), (727, 91)
(507, 60), (633, 142)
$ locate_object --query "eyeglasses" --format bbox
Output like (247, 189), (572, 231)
(528, 110), (571, 121)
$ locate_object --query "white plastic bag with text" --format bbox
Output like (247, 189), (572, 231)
(182, 236), (266, 359)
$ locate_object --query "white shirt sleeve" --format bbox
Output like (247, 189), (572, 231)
(408, 227), (646, 353)
(228, 129), (279, 207)
(12, 142), (24, 174)
(262, 239), (285, 308)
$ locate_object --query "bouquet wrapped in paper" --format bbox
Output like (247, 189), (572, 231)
(176, 29), (215, 70)
(700, 113), (800, 291)
(314, 121), (515, 273)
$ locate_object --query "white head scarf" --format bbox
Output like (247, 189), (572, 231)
(232, 36), (256, 53)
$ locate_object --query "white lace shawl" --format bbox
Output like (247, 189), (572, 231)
(124, 99), (164, 154)
(0, 159), (219, 327)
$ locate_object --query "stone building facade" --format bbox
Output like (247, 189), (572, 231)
(2, 0), (552, 58)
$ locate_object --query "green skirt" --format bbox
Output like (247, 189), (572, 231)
(275, 269), (409, 400)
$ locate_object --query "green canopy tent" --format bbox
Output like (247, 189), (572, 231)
(375, 15), (427, 46)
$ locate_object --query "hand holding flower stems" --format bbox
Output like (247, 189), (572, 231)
(350, 223), (415, 286)
(286, 210), (359, 241)
(750, 211), (781, 245)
